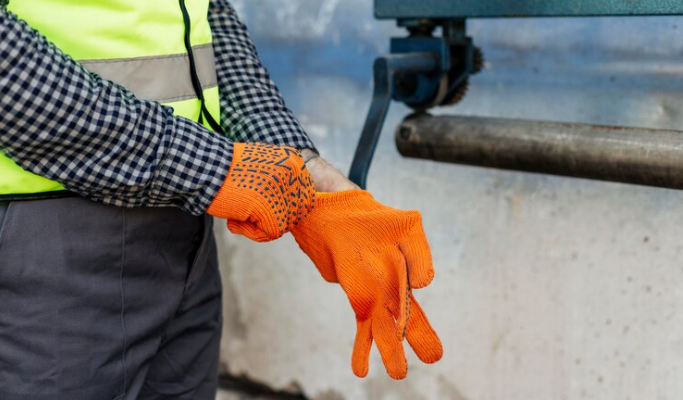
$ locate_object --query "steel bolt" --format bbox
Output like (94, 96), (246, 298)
(399, 125), (413, 140)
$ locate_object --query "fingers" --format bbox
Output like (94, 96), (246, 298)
(351, 319), (373, 378)
(394, 252), (410, 342)
(353, 297), (440, 380)
(405, 294), (443, 364)
(227, 205), (285, 242)
(374, 309), (408, 380)
(398, 215), (434, 289)
(227, 220), (280, 242)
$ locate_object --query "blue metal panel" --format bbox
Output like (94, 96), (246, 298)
(375, 0), (683, 19)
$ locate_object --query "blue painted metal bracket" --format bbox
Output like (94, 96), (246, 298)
(390, 37), (450, 107)
(376, 0), (683, 19)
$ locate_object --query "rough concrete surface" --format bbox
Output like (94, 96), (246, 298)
(216, 390), (253, 400)
(216, 389), (283, 400)
(216, 1), (683, 399)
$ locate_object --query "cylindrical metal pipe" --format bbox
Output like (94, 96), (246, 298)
(396, 113), (683, 189)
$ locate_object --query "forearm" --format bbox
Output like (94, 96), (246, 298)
(208, 1), (364, 193)
(0, 8), (232, 215)
(209, 0), (317, 151)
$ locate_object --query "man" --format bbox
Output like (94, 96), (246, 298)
(0, 1), (442, 398)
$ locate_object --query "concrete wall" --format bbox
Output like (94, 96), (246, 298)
(216, 2), (683, 399)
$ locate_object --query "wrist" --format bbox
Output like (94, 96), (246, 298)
(302, 152), (359, 193)
(301, 149), (320, 164)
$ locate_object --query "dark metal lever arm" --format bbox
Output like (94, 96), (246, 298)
(348, 53), (437, 188)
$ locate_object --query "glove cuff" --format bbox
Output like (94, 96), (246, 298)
(314, 189), (374, 208)
(207, 143), (315, 241)
(206, 143), (248, 219)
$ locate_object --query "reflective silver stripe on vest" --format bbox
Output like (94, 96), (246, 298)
(79, 44), (217, 103)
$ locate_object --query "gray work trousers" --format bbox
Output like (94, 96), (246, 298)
(0, 197), (222, 400)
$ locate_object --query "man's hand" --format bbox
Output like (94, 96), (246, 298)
(291, 190), (442, 379)
(301, 149), (359, 193)
(207, 143), (315, 242)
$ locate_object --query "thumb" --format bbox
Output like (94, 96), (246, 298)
(399, 215), (434, 289)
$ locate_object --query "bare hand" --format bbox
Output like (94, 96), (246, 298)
(301, 149), (359, 193)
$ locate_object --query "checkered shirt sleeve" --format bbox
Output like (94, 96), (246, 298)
(0, 7), (232, 215)
(209, 0), (318, 152)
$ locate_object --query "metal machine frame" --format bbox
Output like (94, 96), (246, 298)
(375, 0), (683, 19)
(349, 0), (683, 189)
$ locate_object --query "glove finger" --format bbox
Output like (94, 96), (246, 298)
(393, 250), (410, 342)
(351, 319), (373, 378)
(374, 308), (408, 380)
(227, 219), (281, 242)
(398, 217), (434, 289)
(405, 294), (443, 364)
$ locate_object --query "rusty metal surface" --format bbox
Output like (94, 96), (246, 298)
(375, 0), (683, 19)
(396, 114), (683, 189)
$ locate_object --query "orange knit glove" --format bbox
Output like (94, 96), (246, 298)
(291, 190), (442, 379)
(207, 143), (315, 242)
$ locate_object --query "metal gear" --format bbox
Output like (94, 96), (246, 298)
(442, 79), (469, 106)
(472, 46), (485, 75)
(441, 46), (484, 106)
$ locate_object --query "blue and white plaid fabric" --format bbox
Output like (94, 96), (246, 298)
(0, 0), (314, 215)
(211, 0), (316, 151)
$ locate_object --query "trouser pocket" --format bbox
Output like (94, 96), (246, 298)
(178, 214), (217, 311)
(0, 202), (12, 257)
(0, 201), (9, 226)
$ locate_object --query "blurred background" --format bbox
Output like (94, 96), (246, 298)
(216, 1), (683, 399)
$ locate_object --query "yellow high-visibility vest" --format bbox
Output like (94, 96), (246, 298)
(2, 0), (221, 197)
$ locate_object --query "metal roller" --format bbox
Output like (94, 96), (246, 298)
(395, 113), (683, 189)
